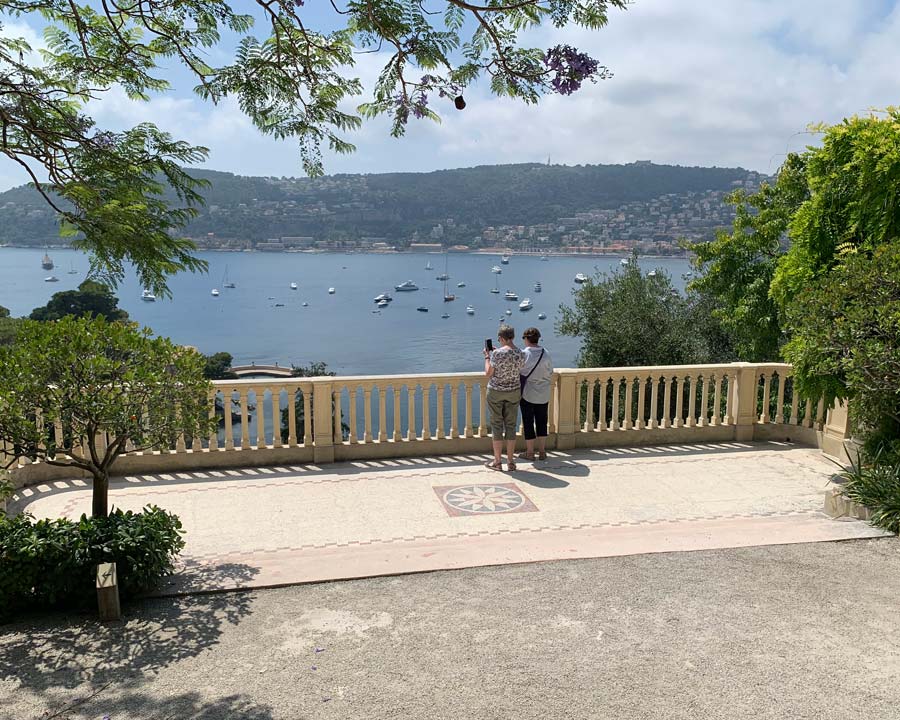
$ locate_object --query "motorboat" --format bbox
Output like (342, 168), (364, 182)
(41, 253), (53, 270)
(274, 303), (285, 307)
(302, 302), (309, 307)
(538, 312), (547, 320)
(457, 281), (466, 288)
(436, 273), (450, 281)
(416, 306), (429, 312)
(211, 288), (220, 296)
(43, 275), (59, 282)
(501, 255), (510, 264)
(505, 309), (512, 315)
(519, 298), (533, 311)
(539, 255), (548, 262)
(395, 280), (419, 291)
(373, 293), (393, 303)
(376, 299), (389, 308)
(491, 265), (502, 274)
(534, 282), (542, 293)
(290, 282), (298, 290)
(504, 290), (518, 300)
(647, 270), (657, 277)
(328, 287), (336, 294)
(466, 305), (475, 315)
(574, 273), (588, 284)
(441, 313), (450, 319)
(141, 289), (156, 302)
(620, 258), (629, 266)
(490, 287), (500, 294)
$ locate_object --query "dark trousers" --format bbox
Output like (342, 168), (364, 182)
(520, 399), (548, 440)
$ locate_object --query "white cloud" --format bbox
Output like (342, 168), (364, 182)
(2, 0), (900, 189)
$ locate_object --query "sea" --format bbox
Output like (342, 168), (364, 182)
(0, 248), (692, 375)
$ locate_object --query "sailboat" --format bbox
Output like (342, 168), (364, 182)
(425, 259), (434, 270)
(41, 253), (53, 270)
(223, 265), (236, 288)
(442, 252), (455, 301)
(490, 273), (500, 294)
(67, 261), (78, 275)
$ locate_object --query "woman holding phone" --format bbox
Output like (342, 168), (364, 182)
(483, 324), (525, 471)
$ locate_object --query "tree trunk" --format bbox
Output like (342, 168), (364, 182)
(92, 471), (109, 518)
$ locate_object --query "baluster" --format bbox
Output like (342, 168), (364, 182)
(610, 377), (621, 431)
(584, 378), (595, 432)
(393, 385), (402, 442)
(803, 398), (814, 428)
(303, 386), (313, 446)
(464, 382), (473, 438)
(636, 375), (647, 430)
(436, 382), (445, 439)
(407, 385), (416, 441)
(815, 397), (826, 430)
(451, 384), (460, 439)
(478, 383), (488, 436)
(759, 372), (771, 423)
(272, 387), (282, 447)
(223, 389), (235, 450)
(788, 376), (799, 425)
(363, 386), (373, 443)
(348, 386), (358, 443)
(775, 372), (786, 424)
(623, 377), (634, 430)
(687, 374), (697, 428)
(286, 388), (297, 447)
(661, 376), (672, 429)
(711, 374), (722, 425)
(54, 413), (65, 457)
(698, 374), (709, 427)
(649, 374), (660, 429)
(548, 379), (557, 435)
(422, 383), (431, 440)
(724, 373), (735, 425)
(257, 389), (268, 448)
(596, 377), (607, 431)
(239, 390), (251, 449)
(333, 387), (343, 442)
(673, 376), (684, 428)
(208, 390), (219, 451)
(378, 385), (387, 442)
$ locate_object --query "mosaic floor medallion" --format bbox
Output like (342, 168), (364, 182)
(433, 483), (539, 517)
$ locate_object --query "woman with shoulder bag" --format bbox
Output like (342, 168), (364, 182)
(519, 327), (553, 461)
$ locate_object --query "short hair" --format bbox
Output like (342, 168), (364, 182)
(498, 324), (515, 341)
(522, 327), (541, 343)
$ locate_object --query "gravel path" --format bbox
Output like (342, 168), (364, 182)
(2, 537), (899, 719)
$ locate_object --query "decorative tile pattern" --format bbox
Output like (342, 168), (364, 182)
(433, 483), (538, 517)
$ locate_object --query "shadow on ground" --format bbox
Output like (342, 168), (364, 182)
(37, 689), (276, 720)
(0, 563), (258, 695)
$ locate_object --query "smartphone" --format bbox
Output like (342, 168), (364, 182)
(485, 338), (493, 352)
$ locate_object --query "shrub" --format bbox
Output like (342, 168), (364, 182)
(0, 505), (185, 620)
(839, 454), (900, 535)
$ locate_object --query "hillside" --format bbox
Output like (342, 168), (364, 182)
(0, 162), (761, 249)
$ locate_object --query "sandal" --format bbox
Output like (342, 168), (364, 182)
(538, 452), (547, 461)
(517, 452), (536, 461)
(484, 460), (503, 471)
(507, 462), (517, 472)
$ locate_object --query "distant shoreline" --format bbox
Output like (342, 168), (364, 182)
(1, 244), (690, 260)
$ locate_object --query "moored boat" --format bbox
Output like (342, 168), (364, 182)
(519, 298), (533, 311)
(491, 265), (502, 274)
(501, 254), (510, 264)
(416, 306), (429, 312)
(43, 275), (58, 282)
(328, 287), (336, 294)
(141, 289), (156, 302)
(395, 280), (419, 291)
(290, 282), (298, 290)
(504, 290), (518, 300)
(211, 288), (220, 296)
(534, 282), (542, 293)
(538, 312), (547, 320)
(574, 273), (588, 284)
(466, 305), (475, 315)
(41, 253), (53, 270)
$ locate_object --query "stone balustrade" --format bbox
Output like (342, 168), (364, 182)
(4, 362), (849, 486)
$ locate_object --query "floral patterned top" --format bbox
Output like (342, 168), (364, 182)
(488, 345), (526, 392)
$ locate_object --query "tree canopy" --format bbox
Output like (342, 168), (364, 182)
(1, 0), (627, 293)
(28, 279), (129, 322)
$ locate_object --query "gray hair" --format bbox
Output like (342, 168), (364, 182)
(498, 325), (515, 341)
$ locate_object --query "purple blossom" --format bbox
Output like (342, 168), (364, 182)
(543, 45), (600, 95)
(412, 95), (429, 119)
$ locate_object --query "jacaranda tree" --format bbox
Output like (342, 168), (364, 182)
(0, 1), (627, 294)
(0, 315), (216, 517)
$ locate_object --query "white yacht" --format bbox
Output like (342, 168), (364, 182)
(574, 273), (588, 284)
(436, 272), (450, 281)
(466, 305), (475, 315)
(373, 293), (393, 303)
(538, 312), (547, 320)
(491, 265), (502, 274)
(43, 276), (59, 282)
(302, 302), (309, 307)
(376, 298), (389, 308)
(519, 298), (533, 311)
(501, 255), (510, 264)
(441, 312), (450, 319)
(505, 309), (512, 316)
(141, 289), (156, 302)
(504, 290), (518, 301)
(647, 270), (657, 277)
(395, 280), (419, 291)
(490, 287), (500, 294)
(290, 282), (298, 290)
(328, 287), (336, 294)
(211, 288), (220, 296)
(457, 281), (466, 288)
(620, 258), (629, 266)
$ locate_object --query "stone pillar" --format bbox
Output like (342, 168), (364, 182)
(96, 562), (122, 622)
(821, 400), (851, 461)
(555, 370), (579, 450)
(731, 363), (758, 442)
(311, 378), (335, 463)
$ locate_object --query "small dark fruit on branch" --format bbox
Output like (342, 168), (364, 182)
(454, 96), (466, 110)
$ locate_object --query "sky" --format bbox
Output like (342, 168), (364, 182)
(1, 0), (899, 191)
